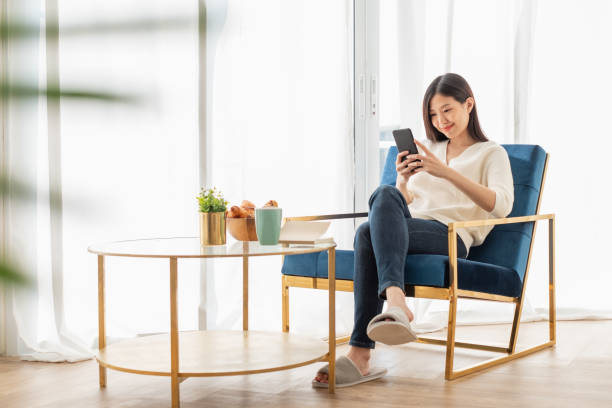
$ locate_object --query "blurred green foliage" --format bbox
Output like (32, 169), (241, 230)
(0, 82), (138, 102)
(0, 260), (28, 286)
(0, 175), (36, 285)
(1, 17), (197, 39)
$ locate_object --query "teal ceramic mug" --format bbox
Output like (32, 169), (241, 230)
(255, 207), (282, 245)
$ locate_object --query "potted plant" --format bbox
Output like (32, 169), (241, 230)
(197, 187), (229, 246)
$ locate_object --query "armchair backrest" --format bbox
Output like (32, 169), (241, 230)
(380, 145), (400, 186)
(379, 144), (548, 282)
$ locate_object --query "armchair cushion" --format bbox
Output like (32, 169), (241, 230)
(281, 250), (356, 281)
(282, 251), (522, 298)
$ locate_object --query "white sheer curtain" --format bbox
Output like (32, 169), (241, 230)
(388, 0), (534, 145)
(526, 0), (612, 318)
(3, 0), (201, 361)
(3, 0), (91, 361)
(58, 0), (200, 344)
(206, 0), (355, 337)
(386, 0), (612, 330)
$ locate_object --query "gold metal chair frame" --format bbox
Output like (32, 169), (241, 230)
(282, 154), (555, 380)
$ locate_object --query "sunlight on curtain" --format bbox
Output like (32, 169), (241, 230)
(526, 0), (612, 317)
(383, 0), (530, 143)
(208, 0), (355, 337)
(57, 0), (200, 346)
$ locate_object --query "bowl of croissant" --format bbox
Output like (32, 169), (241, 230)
(226, 199), (279, 241)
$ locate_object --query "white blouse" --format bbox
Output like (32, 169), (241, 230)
(405, 139), (514, 253)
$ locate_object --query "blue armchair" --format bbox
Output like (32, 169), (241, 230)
(281, 144), (556, 380)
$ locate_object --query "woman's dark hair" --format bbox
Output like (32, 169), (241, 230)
(422, 73), (488, 143)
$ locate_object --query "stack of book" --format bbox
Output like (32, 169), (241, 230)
(278, 220), (334, 245)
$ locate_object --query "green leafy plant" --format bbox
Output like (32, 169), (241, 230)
(197, 187), (229, 213)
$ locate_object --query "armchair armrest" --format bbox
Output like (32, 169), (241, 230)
(449, 213), (555, 230)
(284, 212), (368, 222)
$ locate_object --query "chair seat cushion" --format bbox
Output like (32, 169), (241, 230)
(282, 250), (522, 298)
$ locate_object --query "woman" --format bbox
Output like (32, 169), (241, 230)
(313, 73), (514, 387)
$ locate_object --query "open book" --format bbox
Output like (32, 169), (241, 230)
(278, 220), (335, 245)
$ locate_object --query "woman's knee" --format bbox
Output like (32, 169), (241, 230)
(372, 184), (397, 198)
(368, 184), (406, 209)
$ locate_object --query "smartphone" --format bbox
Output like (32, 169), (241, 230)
(392, 128), (421, 167)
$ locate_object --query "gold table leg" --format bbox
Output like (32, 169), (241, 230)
(170, 257), (180, 408)
(445, 227), (458, 379)
(281, 275), (289, 332)
(328, 247), (336, 393)
(97, 255), (107, 388)
(243, 254), (248, 331)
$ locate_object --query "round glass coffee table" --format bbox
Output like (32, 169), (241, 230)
(88, 237), (338, 408)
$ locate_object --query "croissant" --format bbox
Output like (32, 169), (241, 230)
(226, 206), (239, 218)
(240, 200), (256, 209)
(227, 205), (250, 218)
(263, 200), (278, 208)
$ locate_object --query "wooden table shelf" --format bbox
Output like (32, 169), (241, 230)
(97, 330), (329, 377)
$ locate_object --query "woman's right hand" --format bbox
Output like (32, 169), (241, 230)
(396, 151), (421, 185)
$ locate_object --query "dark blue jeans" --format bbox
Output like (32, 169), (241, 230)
(349, 185), (467, 349)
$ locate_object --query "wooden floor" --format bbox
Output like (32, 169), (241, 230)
(2, 320), (611, 408)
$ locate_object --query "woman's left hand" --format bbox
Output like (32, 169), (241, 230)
(410, 140), (451, 179)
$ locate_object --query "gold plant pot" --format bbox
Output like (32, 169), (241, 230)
(200, 212), (226, 246)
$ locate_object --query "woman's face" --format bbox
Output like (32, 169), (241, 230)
(428, 93), (474, 140)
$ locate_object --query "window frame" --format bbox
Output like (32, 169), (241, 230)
(354, 0), (381, 213)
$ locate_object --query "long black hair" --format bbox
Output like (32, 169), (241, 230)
(422, 73), (488, 143)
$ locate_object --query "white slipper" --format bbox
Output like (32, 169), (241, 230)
(366, 306), (417, 346)
(312, 356), (387, 388)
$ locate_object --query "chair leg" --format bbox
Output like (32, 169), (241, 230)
(282, 276), (289, 332)
(508, 301), (523, 353)
(548, 217), (557, 343)
(444, 294), (458, 380)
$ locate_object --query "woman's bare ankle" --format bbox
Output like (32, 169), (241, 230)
(347, 346), (370, 360)
(346, 346), (371, 375)
(385, 286), (414, 322)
